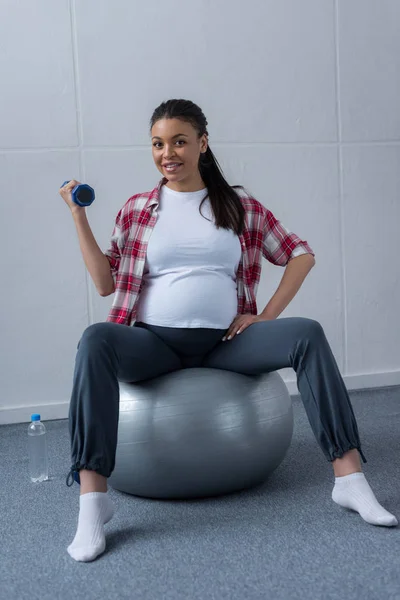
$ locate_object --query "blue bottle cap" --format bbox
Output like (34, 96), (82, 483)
(31, 414), (41, 421)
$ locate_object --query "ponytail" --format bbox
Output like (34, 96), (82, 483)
(198, 146), (245, 236)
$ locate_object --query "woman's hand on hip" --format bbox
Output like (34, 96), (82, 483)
(222, 314), (271, 341)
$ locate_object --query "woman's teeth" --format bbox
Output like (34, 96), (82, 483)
(164, 164), (182, 172)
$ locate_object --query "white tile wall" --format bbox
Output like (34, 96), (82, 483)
(74, 0), (337, 145)
(338, 0), (400, 141)
(0, 0), (78, 148)
(0, 151), (88, 413)
(1, 0), (399, 423)
(342, 144), (400, 373)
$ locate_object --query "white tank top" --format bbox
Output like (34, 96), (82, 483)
(136, 184), (242, 328)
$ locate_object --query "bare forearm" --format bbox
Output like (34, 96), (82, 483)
(260, 254), (315, 320)
(72, 209), (115, 296)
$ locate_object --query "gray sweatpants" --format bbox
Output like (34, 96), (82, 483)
(66, 317), (366, 486)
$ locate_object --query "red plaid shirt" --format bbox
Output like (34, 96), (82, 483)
(105, 179), (315, 326)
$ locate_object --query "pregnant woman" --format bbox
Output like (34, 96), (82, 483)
(60, 99), (398, 562)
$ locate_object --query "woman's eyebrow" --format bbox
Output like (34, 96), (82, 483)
(152, 134), (189, 140)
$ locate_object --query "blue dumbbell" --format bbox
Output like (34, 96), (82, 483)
(62, 181), (95, 207)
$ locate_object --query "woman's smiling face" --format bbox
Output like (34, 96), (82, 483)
(151, 118), (208, 190)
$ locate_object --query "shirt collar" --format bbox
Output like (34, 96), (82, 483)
(147, 178), (168, 208)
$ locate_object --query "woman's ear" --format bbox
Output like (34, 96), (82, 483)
(200, 134), (208, 153)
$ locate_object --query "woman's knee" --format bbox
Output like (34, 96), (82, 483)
(77, 322), (117, 351)
(298, 318), (325, 341)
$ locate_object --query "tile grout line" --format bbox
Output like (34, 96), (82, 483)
(69, 0), (94, 326)
(1, 142), (400, 154)
(333, 0), (348, 376)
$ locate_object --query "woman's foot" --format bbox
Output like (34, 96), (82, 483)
(67, 491), (115, 562)
(332, 472), (398, 527)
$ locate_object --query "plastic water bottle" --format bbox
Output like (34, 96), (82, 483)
(28, 414), (49, 482)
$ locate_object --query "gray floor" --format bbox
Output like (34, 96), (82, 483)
(1, 386), (399, 600)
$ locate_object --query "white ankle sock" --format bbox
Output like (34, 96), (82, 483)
(67, 492), (115, 562)
(332, 472), (398, 527)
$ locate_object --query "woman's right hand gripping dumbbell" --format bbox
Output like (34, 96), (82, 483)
(59, 179), (84, 214)
(59, 180), (95, 213)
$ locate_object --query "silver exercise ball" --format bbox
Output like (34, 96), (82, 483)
(108, 368), (293, 499)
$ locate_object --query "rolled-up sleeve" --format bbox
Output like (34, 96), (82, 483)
(262, 209), (315, 266)
(104, 208), (126, 282)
